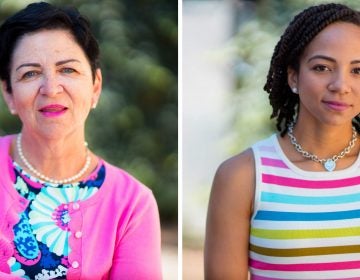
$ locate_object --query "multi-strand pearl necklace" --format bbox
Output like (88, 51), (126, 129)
(287, 123), (358, 172)
(16, 133), (91, 185)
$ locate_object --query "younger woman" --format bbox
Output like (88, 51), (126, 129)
(205, 3), (360, 279)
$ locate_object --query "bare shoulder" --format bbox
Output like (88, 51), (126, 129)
(212, 148), (255, 200)
(216, 148), (254, 177)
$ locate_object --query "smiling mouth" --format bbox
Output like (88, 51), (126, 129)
(323, 101), (350, 111)
(39, 105), (68, 117)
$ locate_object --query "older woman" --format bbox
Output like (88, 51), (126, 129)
(0, 2), (162, 280)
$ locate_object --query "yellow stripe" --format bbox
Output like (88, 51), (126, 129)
(251, 226), (360, 239)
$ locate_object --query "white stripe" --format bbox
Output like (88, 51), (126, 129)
(257, 201), (360, 212)
(250, 251), (360, 264)
(251, 218), (360, 229)
(261, 182), (360, 196)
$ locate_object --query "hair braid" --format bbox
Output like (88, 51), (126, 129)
(263, 3), (360, 135)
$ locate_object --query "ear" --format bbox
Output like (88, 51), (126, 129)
(287, 66), (298, 90)
(1, 81), (17, 115)
(91, 69), (102, 109)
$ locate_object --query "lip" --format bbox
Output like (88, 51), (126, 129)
(39, 104), (68, 118)
(323, 100), (350, 112)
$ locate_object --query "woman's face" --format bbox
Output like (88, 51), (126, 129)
(2, 29), (102, 139)
(288, 22), (360, 126)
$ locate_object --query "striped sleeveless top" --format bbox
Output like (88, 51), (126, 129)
(250, 134), (360, 279)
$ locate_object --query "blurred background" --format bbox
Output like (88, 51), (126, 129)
(0, 0), (177, 279)
(183, 0), (360, 279)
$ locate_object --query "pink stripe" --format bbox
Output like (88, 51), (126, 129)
(250, 258), (360, 271)
(259, 145), (276, 153)
(251, 273), (360, 280)
(262, 174), (360, 189)
(261, 157), (288, 169)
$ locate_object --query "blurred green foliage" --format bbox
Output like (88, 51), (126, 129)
(0, 0), (177, 223)
(230, 0), (359, 153)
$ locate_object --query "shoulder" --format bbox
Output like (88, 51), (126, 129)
(217, 148), (254, 174)
(103, 161), (152, 192)
(215, 134), (274, 181)
(210, 148), (255, 215)
(101, 160), (156, 206)
(213, 148), (255, 192)
(0, 134), (14, 151)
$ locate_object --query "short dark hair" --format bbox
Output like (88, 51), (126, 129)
(263, 3), (360, 135)
(0, 1), (100, 92)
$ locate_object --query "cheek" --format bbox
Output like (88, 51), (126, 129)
(298, 79), (326, 102)
(12, 89), (34, 106)
(10, 86), (39, 113)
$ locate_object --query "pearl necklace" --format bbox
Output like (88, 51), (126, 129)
(16, 133), (91, 184)
(287, 123), (358, 172)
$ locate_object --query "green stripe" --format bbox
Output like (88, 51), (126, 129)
(250, 243), (360, 257)
(251, 226), (360, 239)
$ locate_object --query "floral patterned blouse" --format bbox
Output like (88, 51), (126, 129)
(8, 160), (105, 280)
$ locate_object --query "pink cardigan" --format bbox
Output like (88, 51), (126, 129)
(0, 135), (162, 279)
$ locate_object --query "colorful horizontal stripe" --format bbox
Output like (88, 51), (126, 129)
(251, 226), (360, 239)
(250, 259), (360, 271)
(250, 243), (360, 257)
(250, 273), (360, 280)
(249, 135), (360, 278)
(261, 191), (360, 205)
(261, 157), (288, 169)
(254, 209), (360, 221)
(262, 174), (360, 189)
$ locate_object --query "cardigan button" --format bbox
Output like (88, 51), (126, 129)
(75, 231), (82, 238)
(72, 203), (80, 210)
(72, 261), (79, 268)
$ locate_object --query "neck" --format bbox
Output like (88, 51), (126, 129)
(15, 132), (93, 184)
(290, 121), (355, 157)
(287, 121), (358, 172)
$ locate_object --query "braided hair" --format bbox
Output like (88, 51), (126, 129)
(264, 3), (360, 135)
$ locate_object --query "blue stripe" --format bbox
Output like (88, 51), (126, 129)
(254, 209), (360, 221)
(261, 191), (360, 205)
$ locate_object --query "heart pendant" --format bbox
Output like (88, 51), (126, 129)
(324, 159), (336, 172)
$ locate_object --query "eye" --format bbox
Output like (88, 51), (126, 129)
(60, 68), (76, 74)
(22, 71), (40, 79)
(351, 67), (360, 75)
(312, 65), (331, 72)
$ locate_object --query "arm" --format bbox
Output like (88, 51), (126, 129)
(204, 149), (255, 280)
(110, 190), (162, 280)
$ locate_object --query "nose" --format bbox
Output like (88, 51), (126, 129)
(39, 73), (63, 96)
(327, 71), (352, 94)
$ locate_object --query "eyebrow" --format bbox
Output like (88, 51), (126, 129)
(15, 59), (81, 71)
(307, 55), (360, 64)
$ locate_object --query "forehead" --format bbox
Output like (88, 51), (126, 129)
(11, 29), (87, 66)
(302, 22), (360, 60)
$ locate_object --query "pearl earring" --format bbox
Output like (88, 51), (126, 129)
(10, 109), (16, 115)
(291, 87), (298, 94)
(92, 104), (97, 109)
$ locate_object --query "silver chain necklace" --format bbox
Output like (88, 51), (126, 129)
(287, 123), (358, 172)
(16, 133), (91, 184)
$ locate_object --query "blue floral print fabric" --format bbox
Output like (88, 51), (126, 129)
(9, 162), (105, 279)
